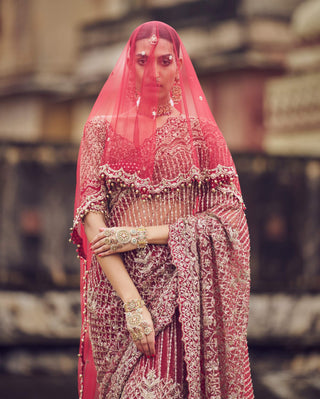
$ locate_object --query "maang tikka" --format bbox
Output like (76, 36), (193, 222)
(149, 34), (158, 45)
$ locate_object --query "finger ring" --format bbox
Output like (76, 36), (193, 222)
(110, 244), (117, 251)
(144, 326), (152, 336)
(141, 321), (152, 336)
(130, 329), (143, 341)
(104, 238), (110, 244)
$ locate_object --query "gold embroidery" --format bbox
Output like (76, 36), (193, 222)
(121, 370), (184, 399)
(72, 115), (253, 398)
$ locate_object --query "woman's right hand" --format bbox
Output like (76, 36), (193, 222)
(125, 304), (155, 357)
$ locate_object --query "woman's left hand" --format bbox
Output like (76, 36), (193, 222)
(90, 227), (143, 257)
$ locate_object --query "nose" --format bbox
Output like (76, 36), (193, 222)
(154, 63), (160, 81)
(144, 60), (160, 85)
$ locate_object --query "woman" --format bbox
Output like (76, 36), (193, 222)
(71, 21), (254, 399)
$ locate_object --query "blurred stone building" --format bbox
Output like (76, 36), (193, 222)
(4, 0), (320, 152)
(0, 0), (320, 398)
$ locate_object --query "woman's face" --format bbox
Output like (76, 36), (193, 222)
(135, 38), (179, 104)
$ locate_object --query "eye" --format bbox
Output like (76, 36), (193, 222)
(137, 51), (148, 66)
(136, 54), (148, 66)
(137, 58), (147, 66)
(160, 55), (173, 66)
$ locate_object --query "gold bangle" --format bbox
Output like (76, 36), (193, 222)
(136, 226), (147, 249)
(123, 298), (145, 312)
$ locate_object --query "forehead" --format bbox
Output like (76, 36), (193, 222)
(135, 38), (174, 55)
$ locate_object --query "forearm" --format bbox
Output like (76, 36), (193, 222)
(146, 225), (169, 245)
(84, 213), (141, 302)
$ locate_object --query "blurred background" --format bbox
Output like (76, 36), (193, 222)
(0, 0), (320, 398)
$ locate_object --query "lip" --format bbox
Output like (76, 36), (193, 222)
(144, 84), (162, 88)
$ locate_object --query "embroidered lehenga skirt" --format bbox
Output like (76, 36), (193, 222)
(85, 185), (253, 398)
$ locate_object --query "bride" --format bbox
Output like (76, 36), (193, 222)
(71, 21), (254, 399)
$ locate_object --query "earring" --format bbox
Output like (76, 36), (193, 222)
(127, 84), (138, 104)
(171, 77), (182, 105)
(127, 72), (140, 104)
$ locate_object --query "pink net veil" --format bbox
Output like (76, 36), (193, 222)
(71, 21), (244, 398)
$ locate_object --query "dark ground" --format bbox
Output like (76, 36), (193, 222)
(0, 370), (276, 399)
(0, 374), (78, 399)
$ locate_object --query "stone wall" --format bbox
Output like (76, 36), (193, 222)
(0, 0), (306, 149)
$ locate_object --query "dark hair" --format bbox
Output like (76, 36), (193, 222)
(130, 21), (180, 57)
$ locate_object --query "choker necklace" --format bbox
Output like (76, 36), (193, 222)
(136, 97), (173, 118)
(152, 103), (172, 118)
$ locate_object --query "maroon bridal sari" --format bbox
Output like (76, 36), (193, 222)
(71, 21), (254, 399)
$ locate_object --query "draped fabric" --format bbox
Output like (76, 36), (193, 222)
(71, 21), (254, 398)
(168, 200), (253, 398)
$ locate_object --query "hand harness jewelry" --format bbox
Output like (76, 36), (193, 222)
(123, 299), (153, 341)
(103, 227), (147, 251)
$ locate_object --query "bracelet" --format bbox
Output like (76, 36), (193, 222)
(123, 298), (145, 312)
(104, 227), (148, 249)
(134, 227), (148, 249)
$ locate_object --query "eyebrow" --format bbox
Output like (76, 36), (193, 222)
(135, 53), (173, 57)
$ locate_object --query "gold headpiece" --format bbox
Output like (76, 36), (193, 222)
(149, 34), (158, 45)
